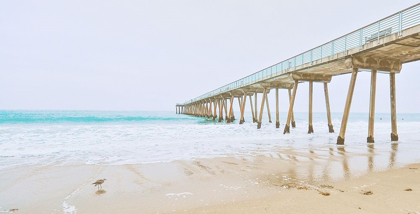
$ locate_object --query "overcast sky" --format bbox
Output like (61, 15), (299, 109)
(1, 0), (419, 112)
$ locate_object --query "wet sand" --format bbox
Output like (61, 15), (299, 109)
(1, 142), (420, 213)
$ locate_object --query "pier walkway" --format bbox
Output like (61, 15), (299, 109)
(176, 4), (420, 145)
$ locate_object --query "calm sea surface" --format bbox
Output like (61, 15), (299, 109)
(1, 110), (419, 169)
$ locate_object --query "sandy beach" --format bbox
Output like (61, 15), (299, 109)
(1, 142), (419, 213)
(2, 0), (420, 213)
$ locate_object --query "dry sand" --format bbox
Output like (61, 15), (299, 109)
(0, 143), (419, 213)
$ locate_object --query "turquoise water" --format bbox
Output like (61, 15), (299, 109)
(0, 111), (197, 124)
(1, 110), (419, 124)
(1, 110), (420, 169)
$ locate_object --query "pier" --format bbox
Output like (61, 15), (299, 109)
(176, 4), (420, 145)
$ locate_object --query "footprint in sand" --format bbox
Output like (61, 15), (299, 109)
(183, 168), (194, 176)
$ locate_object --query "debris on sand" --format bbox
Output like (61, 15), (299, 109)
(317, 190), (330, 196)
(404, 188), (413, 191)
(362, 190), (373, 195)
(297, 186), (309, 190)
(320, 185), (334, 189)
(409, 168), (418, 170)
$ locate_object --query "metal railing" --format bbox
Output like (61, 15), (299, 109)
(182, 3), (420, 105)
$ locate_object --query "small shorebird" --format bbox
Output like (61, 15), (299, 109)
(92, 179), (106, 190)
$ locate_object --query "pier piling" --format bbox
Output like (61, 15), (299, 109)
(324, 83), (334, 133)
(249, 95), (255, 123)
(308, 81), (314, 134)
(254, 93), (258, 123)
(337, 68), (358, 145)
(390, 72), (399, 141)
(266, 91), (272, 123)
(284, 81), (298, 134)
(224, 99), (228, 121)
(276, 88), (280, 128)
(257, 89), (267, 129)
(213, 99), (217, 120)
(228, 96), (234, 123)
(218, 99), (223, 122)
(367, 70), (377, 143)
(288, 89), (296, 128)
(240, 95), (247, 124)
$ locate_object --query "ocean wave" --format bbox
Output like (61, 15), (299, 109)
(0, 110), (196, 124)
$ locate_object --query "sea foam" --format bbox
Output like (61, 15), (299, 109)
(0, 111), (419, 170)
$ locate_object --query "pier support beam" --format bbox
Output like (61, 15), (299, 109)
(254, 93), (258, 123)
(237, 96), (244, 123)
(205, 102), (207, 117)
(213, 100), (217, 120)
(209, 100), (213, 118)
(337, 68), (358, 145)
(249, 95), (255, 123)
(390, 73), (399, 141)
(231, 99), (235, 121)
(257, 89), (267, 129)
(324, 83), (334, 133)
(288, 89), (296, 128)
(224, 99), (228, 121)
(228, 96), (234, 123)
(308, 81), (314, 134)
(266, 92), (272, 123)
(284, 81), (298, 134)
(367, 70), (377, 143)
(240, 95), (247, 124)
(204, 102), (207, 117)
(202, 102), (204, 117)
(276, 88), (280, 128)
(218, 99), (223, 122)
(237, 96), (242, 113)
(208, 100), (211, 118)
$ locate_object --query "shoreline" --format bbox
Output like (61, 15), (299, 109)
(186, 163), (420, 214)
(1, 142), (420, 213)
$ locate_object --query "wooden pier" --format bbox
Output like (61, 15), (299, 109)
(176, 4), (420, 144)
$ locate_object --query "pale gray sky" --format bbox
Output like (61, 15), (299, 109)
(1, 0), (419, 112)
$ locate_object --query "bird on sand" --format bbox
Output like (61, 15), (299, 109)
(92, 179), (106, 190)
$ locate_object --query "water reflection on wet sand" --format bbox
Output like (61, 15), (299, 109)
(278, 141), (414, 183)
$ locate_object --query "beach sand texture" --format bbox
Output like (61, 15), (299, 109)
(1, 143), (419, 213)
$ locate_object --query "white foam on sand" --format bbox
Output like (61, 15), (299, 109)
(1, 113), (420, 170)
(61, 165), (103, 214)
(62, 202), (76, 214)
(165, 192), (193, 197)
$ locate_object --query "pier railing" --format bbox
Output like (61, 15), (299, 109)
(183, 3), (420, 105)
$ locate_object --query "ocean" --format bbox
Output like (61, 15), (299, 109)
(1, 110), (420, 170)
